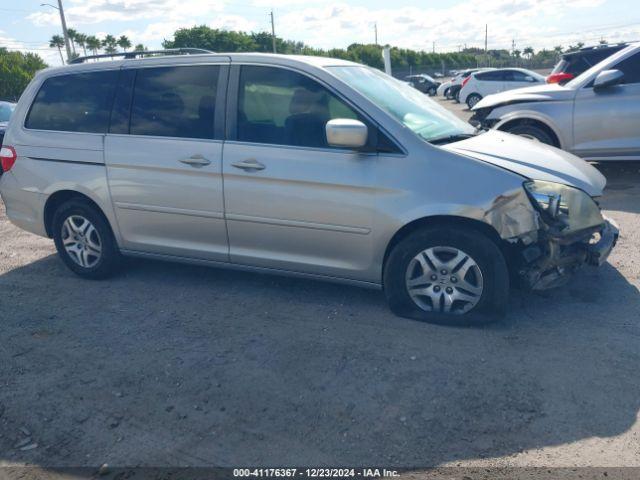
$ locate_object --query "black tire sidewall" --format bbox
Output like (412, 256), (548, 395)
(466, 94), (481, 109)
(383, 226), (509, 325)
(507, 124), (554, 146)
(52, 200), (121, 279)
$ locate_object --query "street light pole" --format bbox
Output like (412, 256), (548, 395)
(57, 0), (72, 62)
(270, 10), (277, 53)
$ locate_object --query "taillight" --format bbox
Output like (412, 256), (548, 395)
(461, 76), (471, 88)
(547, 72), (574, 84)
(0, 146), (17, 173)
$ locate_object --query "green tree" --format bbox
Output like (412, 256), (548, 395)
(75, 32), (87, 56)
(66, 28), (78, 55)
(523, 46), (534, 63)
(86, 36), (101, 55)
(49, 34), (65, 64)
(0, 48), (47, 100)
(102, 34), (117, 53)
(134, 43), (147, 52)
(117, 35), (132, 51)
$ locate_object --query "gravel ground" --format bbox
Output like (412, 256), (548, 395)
(0, 99), (639, 471)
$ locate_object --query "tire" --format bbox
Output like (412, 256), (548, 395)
(466, 93), (482, 109)
(505, 123), (555, 146)
(454, 90), (461, 103)
(383, 225), (509, 325)
(52, 199), (122, 279)
(444, 87), (451, 98)
(427, 86), (437, 96)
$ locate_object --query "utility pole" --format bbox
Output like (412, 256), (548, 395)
(432, 41), (435, 53)
(270, 10), (276, 53)
(512, 38), (516, 66)
(484, 24), (488, 67)
(374, 22), (378, 45)
(54, 0), (72, 62)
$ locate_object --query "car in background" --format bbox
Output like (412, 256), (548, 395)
(443, 68), (496, 101)
(548, 43), (628, 85)
(460, 68), (545, 109)
(404, 74), (440, 95)
(0, 101), (16, 150)
(471, 42), (640, 161)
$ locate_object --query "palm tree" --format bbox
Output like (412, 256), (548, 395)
(66, 28), (78, 55)
(523, 46), (534, 64)
(102, 34), (117, 55)
(75, 32), (87, 56)
(117, 35), (132, 51)
(49, 34), (65, 64)
(85, 35), (101, 55)
(134, 43), (147, 52)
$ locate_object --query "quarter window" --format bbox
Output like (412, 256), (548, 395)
(130, 66), (219, 139)
(237, 66), (361, 148)
(26, 70), (118, 133)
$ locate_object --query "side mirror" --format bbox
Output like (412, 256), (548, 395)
(593, 69), (624, 90)
(326, 119), (368, 149)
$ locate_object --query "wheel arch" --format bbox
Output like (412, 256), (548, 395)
(497, 117), (562, 148)
(43, 190), (111, 238)
(382, 215), (508, 276)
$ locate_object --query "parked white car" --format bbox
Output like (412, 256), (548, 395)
(459, 68), (545, 108)
(437, 68), (496, 99)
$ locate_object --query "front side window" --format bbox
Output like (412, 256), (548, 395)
(237, 66), (360, 148)
(130, 65), (219, 139)
(330, 66), (475, 143)
(26, 70), (118, 133)
(614, 52), (640, 84)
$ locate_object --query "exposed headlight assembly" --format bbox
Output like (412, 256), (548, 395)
(524, 180), (604, 233)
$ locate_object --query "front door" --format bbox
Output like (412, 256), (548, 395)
(573, 52), (640, 161)
(105, 63), (230, 261)
(222, 65), (379, 281)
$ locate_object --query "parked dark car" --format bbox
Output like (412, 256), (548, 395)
(405, 74), (440, 96)
(0, 101), (16, 149)
(547, 43), (628, 84)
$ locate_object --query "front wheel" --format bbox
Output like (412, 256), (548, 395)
(52, 199), (122, 279)
(504, 124), (555, 146)
(383, 226), (509, 324)
(427, 86), (437, 96)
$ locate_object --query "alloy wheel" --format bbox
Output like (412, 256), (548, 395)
(405, 246), (484, 314)
(61, 215), (102, 268)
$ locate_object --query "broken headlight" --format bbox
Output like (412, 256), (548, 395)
(523, 180), (603, 233)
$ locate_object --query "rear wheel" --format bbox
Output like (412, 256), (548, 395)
(52, 199), (121, 279)
(427, 86), (437, 96)
(444, 87), (451, 98)
(466, 93), (482, 109)
(505, 123), (555, 146)
(383, 226), (509, 324)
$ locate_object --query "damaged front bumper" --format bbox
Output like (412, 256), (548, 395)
(517, 217), (619, 290)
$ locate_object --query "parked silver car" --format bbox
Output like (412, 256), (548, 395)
(0, 51), (618, 323)
(471, 42), (640, 161)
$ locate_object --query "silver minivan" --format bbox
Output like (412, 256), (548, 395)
(0, 51), (618, 323)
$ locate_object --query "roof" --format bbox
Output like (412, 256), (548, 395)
(39, 51), (363, 77)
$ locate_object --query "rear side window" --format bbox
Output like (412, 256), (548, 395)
(130, 65), (219, 139)
(26, 71), (118, 133)
(476, 71), (503, 81)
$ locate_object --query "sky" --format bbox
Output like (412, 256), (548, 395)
(1, 0), (639, 66)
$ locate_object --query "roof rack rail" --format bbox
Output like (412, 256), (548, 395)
(70, 48), (214, 64)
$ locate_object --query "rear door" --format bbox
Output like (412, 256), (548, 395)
(573, 51), (640, 160)
(503, 70), (541, 91)
(105, 62), (230, 260)
(474, 70), (506, 96)
(222, 65), (381, 281)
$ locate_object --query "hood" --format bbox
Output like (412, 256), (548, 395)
(442, 130), (606, 196)
(473, 83), (574, 110)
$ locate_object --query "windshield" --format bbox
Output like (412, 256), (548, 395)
(329, 66), (475, 143)
(0, 103), (15, 123)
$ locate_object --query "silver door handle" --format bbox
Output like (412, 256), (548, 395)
(180, 154), (211, 167)
(231, 159), (266, 171)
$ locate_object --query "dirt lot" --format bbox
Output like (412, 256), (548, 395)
(0, 100), (639, 471)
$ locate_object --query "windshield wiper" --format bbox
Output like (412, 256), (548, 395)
(428, 133), (478, 145)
